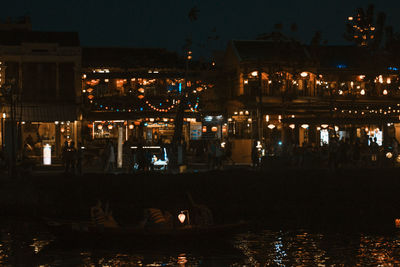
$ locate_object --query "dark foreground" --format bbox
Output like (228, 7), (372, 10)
(0, 168), (400, 232)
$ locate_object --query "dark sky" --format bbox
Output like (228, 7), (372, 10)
(1, 0), (400, 57)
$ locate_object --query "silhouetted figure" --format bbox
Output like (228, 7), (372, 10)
(76, 142), (84, 176)
(251, 141), (259, 168)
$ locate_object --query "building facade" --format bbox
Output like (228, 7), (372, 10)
(0, 18), (81, 162)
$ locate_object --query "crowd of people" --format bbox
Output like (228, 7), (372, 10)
(59, 134), (400, 174)
(255, 136), (400, 169)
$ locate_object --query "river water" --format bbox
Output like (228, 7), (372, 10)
(1, 221), (400, 266)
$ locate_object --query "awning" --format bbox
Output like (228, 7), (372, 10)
(2, 104), (77, 122)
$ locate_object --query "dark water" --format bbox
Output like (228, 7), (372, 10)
(1, 221), (400, 266)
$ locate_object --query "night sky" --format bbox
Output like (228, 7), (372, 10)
(2, 0), (400, 57)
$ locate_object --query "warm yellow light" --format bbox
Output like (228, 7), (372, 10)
(300, 72), (308, 77)
(387, 78), (391, 84)
(301, 124), (309, 129)
(97, 124), (103, 130)
(321, 124), (329, 128)
(360, 89), (365, 95)
(244, 79), (248, 84)
(289, 124), (295, 129)
(335, 126), (339, 132)
(358, 75), (365, 80)
(339, 90), (343, 95)
(251, 71), (258, 77)
(108, 125), (113, 130)
(386, 152), (393, 159)
(267, 124), (275, 129)
(129, 124), (134, 130)
(348, 16), (353, 21)
(266, 115), (269, 122)
(104, 79), (109, 83)
(178, 212), (186, 224)
(383, 89), (388, 95)
(211, 126), (218, 132)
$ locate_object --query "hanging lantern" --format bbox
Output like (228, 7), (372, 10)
(88, 94), (94, 100)
(383, 89), (388, 95)
(321, 124), (329, 129)
(108, 125), (113, 130)
(138, 95), (145, 99)
(97, 124), (103, 130)
(178, 212), (186, 224)
(129, 124), (134, 130)
(301, 124), (309, 129)
(300, 72), (308, 77)
(289, 124), (295, 129)
(267, 124), (275, 129)
(360, 89), (365, 95)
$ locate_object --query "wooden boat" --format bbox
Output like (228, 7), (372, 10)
(43, 217), (248, 247)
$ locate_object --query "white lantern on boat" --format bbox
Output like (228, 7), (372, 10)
(178, 212), (186, 224)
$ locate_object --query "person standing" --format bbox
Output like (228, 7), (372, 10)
(76, 142), (84, 176)
(104, 140), (116, 173)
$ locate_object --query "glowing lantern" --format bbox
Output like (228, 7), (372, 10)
(267, 124), (275, 129)
(386, 152), (393, 159)
(108, 125), (113, 130)
(360, 89), (365, 95)
(335, 126), (339, 132)
(339, 90), (343, 95)
(86, 88), (94, 93)
(202, 126), (207, 133)
(88, 94), (94, 100)
(138, 88), (145, 93)
(383, 89), (388, 95)
(60, 127), (65, 133)
(138, 95), (144, 99)
(321, 124), (329, 128)
(251, 71), (258, 77)
(97, 124), (103, 130)
(300, 72), (308, 77)
(129, 124), (134, 130)
(211, 126), (218, 132)
(396, 155), (400, 163)
(395, 219), (400, 228)
(265, 115), (269, 122)
(178, 212), (186, 224)
(301, 124), (309, 129)
(289, 124), (295, 129)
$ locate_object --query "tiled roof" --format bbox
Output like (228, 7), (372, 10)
(231, 39), (312, 63)
(0, 30), (80, 46)
(82, 47), (184, 69)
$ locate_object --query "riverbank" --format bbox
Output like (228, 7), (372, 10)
(1, 168), (399, 232)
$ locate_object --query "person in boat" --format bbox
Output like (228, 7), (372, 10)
(90, 200), (119, 228)
(186, 192), (213, 226)
(140, 208), (173, 230)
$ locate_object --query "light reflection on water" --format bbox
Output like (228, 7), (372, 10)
(234, 230), (400, 266)
(0, 222), (400, 266)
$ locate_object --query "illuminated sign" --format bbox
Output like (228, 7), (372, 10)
(43, 144), (51, 165)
